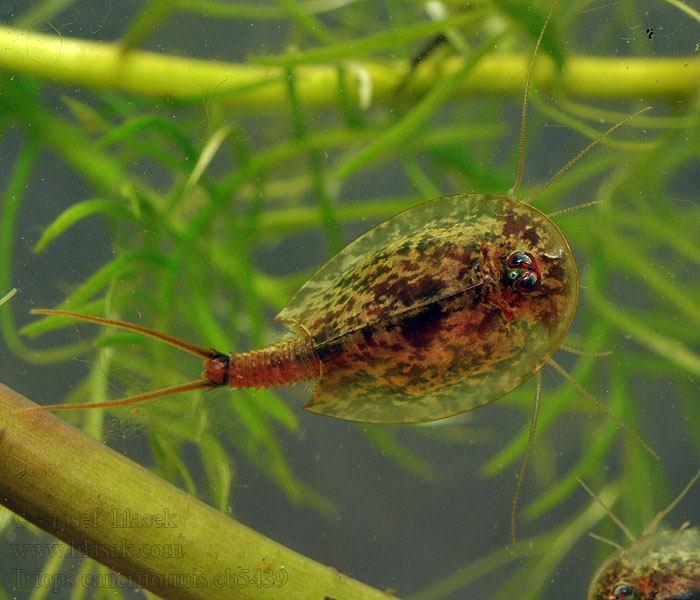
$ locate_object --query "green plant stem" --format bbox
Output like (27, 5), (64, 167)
(0, 25), (697, 106)
(0, 383), (397, 600)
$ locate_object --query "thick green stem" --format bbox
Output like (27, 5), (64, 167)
(0, 383), (397, 600)
(0, 25), (696, 106)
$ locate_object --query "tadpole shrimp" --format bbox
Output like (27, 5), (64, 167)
(585, 468), (700, 600)
(20, 2), (655, 541)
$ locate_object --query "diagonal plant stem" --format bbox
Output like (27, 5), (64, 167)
(0, 383), (397, 600)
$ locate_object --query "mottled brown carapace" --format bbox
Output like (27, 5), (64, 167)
(22, 0), (580, 422)
(588, 529), (700, 600)
(23, 192), (578, 422)
(278, 193), (578, 423)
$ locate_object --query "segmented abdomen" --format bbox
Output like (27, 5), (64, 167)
(204, 335), (319, 389)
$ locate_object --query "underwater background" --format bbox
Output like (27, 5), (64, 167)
(1, 0), (699, 598)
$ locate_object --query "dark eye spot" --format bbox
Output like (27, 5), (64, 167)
(504, 251), (541, 293)
(516, 271), (539, 291)
(613, 583), (635, 599)
(507, 252), (532, 268)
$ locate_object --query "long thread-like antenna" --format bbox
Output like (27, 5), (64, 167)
(511, 370), (542, 542)
(522, 106), (652, 204)
(18, 309), (221, 415)
(577, 476), (637, 542)
(579, 466), (700, 546)
(548, 359), (659, 460)
(31, 309), (215, 358)
(508, 0), (559, 199)
(644, 467), (700, 536)
(18, 379), (213, 414)
(506, 0), (650, 204)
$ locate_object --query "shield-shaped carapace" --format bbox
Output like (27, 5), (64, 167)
(276, 194), (577, 423)
(20, 3), (642, 433)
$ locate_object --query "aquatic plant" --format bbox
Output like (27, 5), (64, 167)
(0, 0), (699, 598)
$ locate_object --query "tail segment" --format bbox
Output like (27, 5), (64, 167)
(20, 309), (320, 414)
(220, 336), (320, 389)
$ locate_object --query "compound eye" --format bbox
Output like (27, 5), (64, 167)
(507, 252), (533, 268)
(612, 583), (635, 599)
(504, 251), (541, 293)
(516, 271), (539, 291)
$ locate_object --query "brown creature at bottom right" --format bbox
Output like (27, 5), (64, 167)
(588, 528), (700, 600)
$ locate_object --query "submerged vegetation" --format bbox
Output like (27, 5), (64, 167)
(1, 0), (699, 598)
